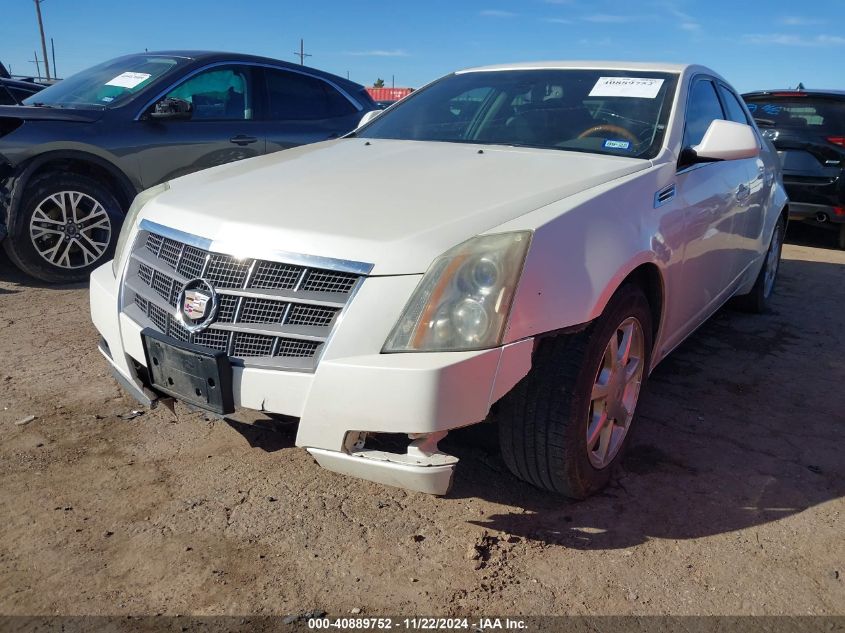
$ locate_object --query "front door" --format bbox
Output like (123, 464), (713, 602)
(133, 64), (266, 187)
(672, 78), (752, 343)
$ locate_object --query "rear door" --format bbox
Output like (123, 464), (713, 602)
(717, 82), (768, 269)
(134, 64), (266, 187)
(258, 67), (364, 152)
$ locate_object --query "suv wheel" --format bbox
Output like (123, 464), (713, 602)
(495, 284), (653, 498)
(4, 173), (123, 283)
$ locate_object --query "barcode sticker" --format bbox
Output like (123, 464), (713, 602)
(589, 77), (665, 99)
(105, 72), (151, 89)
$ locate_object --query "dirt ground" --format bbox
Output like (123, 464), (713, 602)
(0, 224), (843, 617)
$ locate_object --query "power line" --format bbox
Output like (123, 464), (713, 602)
(294, 39), (312, 66)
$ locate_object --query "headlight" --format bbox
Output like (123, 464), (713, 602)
(111, 182), (169, 275)
(383, 232), (532, 352)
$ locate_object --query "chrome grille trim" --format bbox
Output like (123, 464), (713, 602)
(122, 220), (373, 372)
(138, 219), (372, 275)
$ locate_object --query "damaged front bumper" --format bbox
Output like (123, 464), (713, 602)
(90, 262), (533, 495)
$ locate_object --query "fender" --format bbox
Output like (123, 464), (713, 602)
(3, 149), (140, 235)
(502, 179), (672, 347)
(590, 251), (664, 322)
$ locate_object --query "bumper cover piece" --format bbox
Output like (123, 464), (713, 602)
(308, 447), (456, 495)
(98, 339), (159, 408)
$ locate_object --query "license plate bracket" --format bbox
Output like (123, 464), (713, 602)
(141, 328), (234, 414)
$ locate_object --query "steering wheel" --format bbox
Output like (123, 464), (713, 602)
(577, 124), (639, 145)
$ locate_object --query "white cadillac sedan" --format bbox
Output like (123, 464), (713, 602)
(90, 62), (787, 498)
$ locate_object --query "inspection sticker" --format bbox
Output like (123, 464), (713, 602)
(589, 77), (665, 99)
(604, 139), (631, 150)
(105, 72), (151, 89)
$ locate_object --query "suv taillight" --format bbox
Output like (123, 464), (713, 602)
(827, 136), (845, 147)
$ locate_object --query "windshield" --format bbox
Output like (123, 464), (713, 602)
(359, 69), (678, 158)
(22, 54), (186, 109)
(744, 95), (845, 134)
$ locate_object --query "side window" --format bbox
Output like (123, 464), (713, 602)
(264, 69), (356, 120)
(719, 85), (752, 125)
(683, 79), (724, 148)
(165, 66), (252, 120)
(449, 87), (493, 122)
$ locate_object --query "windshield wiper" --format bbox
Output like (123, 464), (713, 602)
(27, 102), (54, 108)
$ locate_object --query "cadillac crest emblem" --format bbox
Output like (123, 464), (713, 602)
(176, 278), (219, 333)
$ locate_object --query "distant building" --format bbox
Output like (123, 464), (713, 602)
(366, 87), (413, 102)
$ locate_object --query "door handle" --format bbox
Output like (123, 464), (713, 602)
(230, 135), (258, 146)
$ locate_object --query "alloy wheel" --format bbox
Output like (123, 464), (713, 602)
(29, 191), (112, 269)
(586, 316), (646, 469)
(762, 221), (783, 299)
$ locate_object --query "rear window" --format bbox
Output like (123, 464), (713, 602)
(743, 95), (845, 134)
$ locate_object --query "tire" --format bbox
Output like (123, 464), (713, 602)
(3, 172), (123, 284)
(733, 216), (785, 314)
(496, 284), (653, 498)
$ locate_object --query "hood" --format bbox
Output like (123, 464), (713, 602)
(0, 105), (103, 123)
(144, 139), (649, 275)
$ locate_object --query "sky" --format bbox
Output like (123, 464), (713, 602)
(1, 0), (843, 93)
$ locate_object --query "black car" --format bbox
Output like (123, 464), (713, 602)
(0, 51), (376, 282)
(0, 78), (45, 106)
(743, 89), (845, 248)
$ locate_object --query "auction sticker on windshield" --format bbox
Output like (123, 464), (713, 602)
(105, 72), (151, 89)
(589, 77), (665, 98)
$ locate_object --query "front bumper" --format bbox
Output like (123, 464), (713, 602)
(90, 263), (533, 494)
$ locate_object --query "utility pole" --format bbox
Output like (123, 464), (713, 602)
(30, 51), (42, 81)
(33, 0), (50, 80)
(294, 39), (312, 66)
(51, 37), (57, 79)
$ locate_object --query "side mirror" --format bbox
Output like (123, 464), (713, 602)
(691, 119), (760, 162)
(149, 97), (192, 121)
(357, 109), (381, 128)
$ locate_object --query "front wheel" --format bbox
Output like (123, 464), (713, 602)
(3, 173), (123, 283)
(496, 284), (653, 498)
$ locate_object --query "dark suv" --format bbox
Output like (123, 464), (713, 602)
(0, 51), (376, 282)
(0, 78), (44, 106)
(743, 89), (845, 248)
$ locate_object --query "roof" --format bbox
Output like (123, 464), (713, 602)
(120, 51), (369, 93)
(742, 89), (845, 98)
(457, 60), (694, 74)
